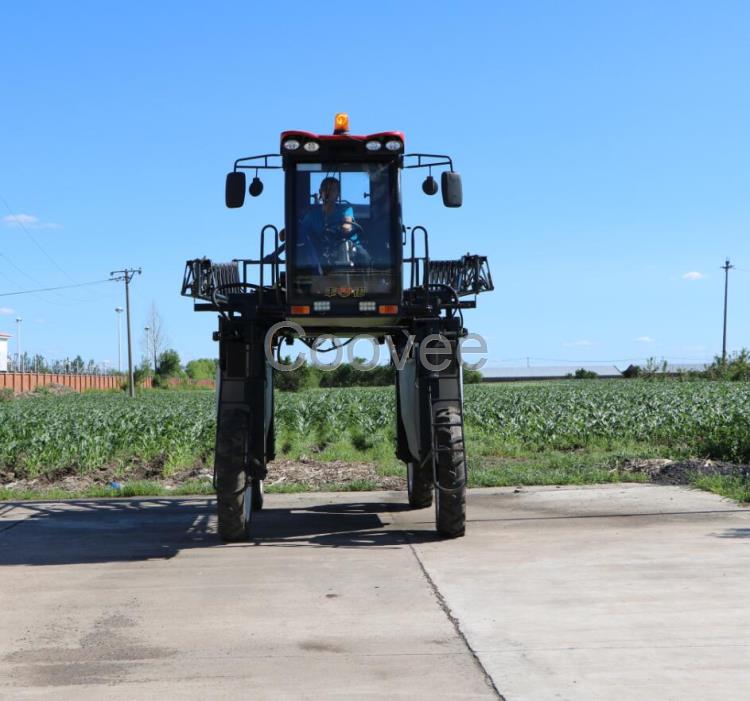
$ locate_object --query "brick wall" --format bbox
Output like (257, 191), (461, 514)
(0, 373), (152, 394)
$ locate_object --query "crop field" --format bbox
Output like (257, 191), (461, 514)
(1, 381), (749, 500)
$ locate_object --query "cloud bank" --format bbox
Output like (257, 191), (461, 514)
(3, 213), (61, 229)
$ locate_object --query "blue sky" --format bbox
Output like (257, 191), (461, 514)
(1, 1), (749, 369)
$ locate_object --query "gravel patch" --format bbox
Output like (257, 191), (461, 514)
(618, 458), (750, 484)
(1, 458), (406, 494)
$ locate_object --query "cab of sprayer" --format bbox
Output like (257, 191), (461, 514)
(224, 114), (462, 323)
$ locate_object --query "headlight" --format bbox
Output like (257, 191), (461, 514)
(365, 140), (382, 151)
(283, 139), (301, 151)
(358, 301), (376, 311)
(313, 301), (330, 311)
(384, 140), (402, 151)
(303, 141), (320, 152)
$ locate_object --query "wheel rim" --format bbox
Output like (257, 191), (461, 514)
(243, 482), (253, 526)
(407, 462), (414, 494)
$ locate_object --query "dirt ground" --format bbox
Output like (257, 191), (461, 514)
(2, 456), (748, 496)
(618, 457), (750, 484)
(0, 457), (406, 494)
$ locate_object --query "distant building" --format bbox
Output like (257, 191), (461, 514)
(0, 333), (10, 372)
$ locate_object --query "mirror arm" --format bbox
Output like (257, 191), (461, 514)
(402, 153), (455, 172)
(233, 154), (283, 171)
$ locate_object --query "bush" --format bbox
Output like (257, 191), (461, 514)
(705, 350), (750, 381)
(274, 357), (317, 392)
(318, 359), (394, 388)
(567, 368), (598, 379)
(185, 358), (218, 381)
(157, 349), (182, 378)
(134, 361), (153, 387)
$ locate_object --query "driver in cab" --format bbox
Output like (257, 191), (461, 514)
(303, 176), (353, 237)
(298, 177), (371, 268)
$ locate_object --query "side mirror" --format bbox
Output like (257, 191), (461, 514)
(441, 171), (463, 208)
(225, 171), (246, 208)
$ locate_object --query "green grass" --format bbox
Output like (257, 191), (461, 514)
(2, 381), (750, 503)
(690, 474), (750, 503)
(0, 479), (217, 501)
(468, 450), (647, 487)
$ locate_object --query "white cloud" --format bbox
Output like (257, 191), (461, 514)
(562, 339), (592, 348)
(635, 336), (654, 343)
(0, 306), (15, 316)
(3, 213), (38, 226)
(682, 271), (705, 281)
(2, 213), (60, 229)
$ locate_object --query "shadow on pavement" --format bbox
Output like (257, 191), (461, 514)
(0, 496), (437, 566)
(250, 501), (438, 549)
(713, 528), (750, 539)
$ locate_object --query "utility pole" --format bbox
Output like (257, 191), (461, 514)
(15, 317), (22, 372)
(721, 258), (734, 363)
(110, 269), (141, 397)
(115, 307), (124, 373)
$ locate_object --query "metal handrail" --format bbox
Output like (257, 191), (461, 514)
(407, 225), (430, 289)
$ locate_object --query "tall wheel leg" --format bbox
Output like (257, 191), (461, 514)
(417, 320), (467, 538)
(214, 404), (252, 542)
(214, 321), (271, 542)
(432, 403), (466, 538)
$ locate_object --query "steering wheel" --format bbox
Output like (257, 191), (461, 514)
(321, 219), (364, 243)
(318, 220), (368, 267)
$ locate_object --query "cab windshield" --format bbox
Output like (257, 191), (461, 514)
(288, 162), (398, 301)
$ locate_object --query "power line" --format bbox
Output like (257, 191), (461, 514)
(0, 256), (82, 307)
(0, 252), (51, 288)
(0, 250), (114, 305)
(0, 279), (113, 297)
(0, 194), (111, 304)
(0, 192), (77, 283)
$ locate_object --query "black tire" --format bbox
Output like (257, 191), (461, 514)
(217, 479), (263, 542)
(433, 406), (466, 538)
(407, 461), (433, 508)
(217, 482), (252, 542)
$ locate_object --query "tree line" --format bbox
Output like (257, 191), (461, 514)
(7, 353), (110, 375)
(135, 352), (483, 391)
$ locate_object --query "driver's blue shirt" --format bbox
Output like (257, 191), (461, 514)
(299, 203), (354, 239)
(298, 202), (369, 271)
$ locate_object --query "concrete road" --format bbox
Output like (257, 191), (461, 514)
(0, 484), (748, 700)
